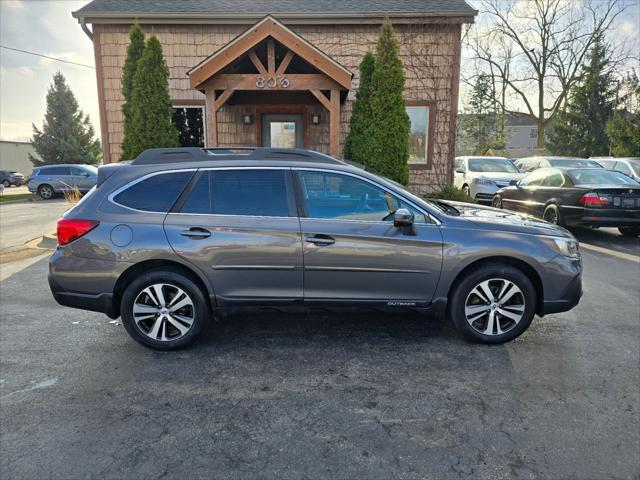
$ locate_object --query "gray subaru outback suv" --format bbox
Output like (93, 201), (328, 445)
(49, 147), (582, 350)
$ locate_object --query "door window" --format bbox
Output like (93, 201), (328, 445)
(113, 171), (193, 212)
(70, 167), (87, 176)
(180, 169), (291, 217)
(297, 171), (427, 223)
(542, 171), (565, 187)
(42, 167), (70, 176)
(520, 170), (547, 186)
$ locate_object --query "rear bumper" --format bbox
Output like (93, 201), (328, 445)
(562, 207), (640, 227)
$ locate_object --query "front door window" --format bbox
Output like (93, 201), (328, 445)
(262, 114), (303, 148)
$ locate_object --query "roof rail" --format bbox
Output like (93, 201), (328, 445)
(130, 147), (345, 166)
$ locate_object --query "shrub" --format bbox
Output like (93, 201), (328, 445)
(424, 186), (477, 203)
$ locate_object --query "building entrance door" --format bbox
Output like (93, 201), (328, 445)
(261, 114), (304, 148)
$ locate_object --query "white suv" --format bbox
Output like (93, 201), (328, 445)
(454, 156), (523, 203)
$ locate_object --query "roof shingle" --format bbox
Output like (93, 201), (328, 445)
(74, 0), (477, 18)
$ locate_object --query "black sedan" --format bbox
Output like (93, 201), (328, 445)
(492, 168), (640, 236)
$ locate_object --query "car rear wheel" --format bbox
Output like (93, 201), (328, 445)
(120, 270), (208, 350)
(450, 264), (537, 343)
(38, 184), (54, 200)
(543, 204), (563, 226)
(618, 226), (640, 237)
(492, 195), (502, 209)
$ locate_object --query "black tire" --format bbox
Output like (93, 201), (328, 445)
(449, 264), (537, 344)
(543, 204), (564, 226)
(38, 184), (54, 200)
(462, 184), (471, 198)
(2, 180), (10, 188)
(618, 226), (640, 237)
(492, 195), (502, 209)
(120, 269), (208, 350)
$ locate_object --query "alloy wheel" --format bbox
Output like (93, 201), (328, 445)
(544, 208), (558, 224)
(464, 278), (525, 336)
(132, 283), (195, 341)
(492, 196), (502, 209)
(39, 185), (53, 199)
(2, 180), (10, 188)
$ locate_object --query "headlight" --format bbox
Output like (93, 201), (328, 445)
(473, 178), (494, 185)
(541, 236), (580, 258)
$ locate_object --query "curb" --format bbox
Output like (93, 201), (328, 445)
(0, 232), (57, 264)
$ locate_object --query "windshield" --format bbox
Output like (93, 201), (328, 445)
(468, 158), (520, 173)
(569, 169), (639, 185)
(549, 159), (602, 168)
(83, 165), (98, 175)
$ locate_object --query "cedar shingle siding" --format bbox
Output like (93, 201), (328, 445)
(76, 1), (475, 193)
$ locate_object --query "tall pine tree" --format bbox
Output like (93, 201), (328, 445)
(30, 72), (102, 166)
(343, 51), (375, 163)
(127, 36), (179, 158)
(607, 72), (640, 156)
(460, 74), (502, 155)
(120, 24), (145, 161)
(548, 34), (617, 157)
(367, 18), (410, 185)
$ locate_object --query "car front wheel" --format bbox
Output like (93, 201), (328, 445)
(120, 270), (208, 350)
(450, 264), (537, 343)
(2, 180), (10, 188)
(492, 195), (502, 209)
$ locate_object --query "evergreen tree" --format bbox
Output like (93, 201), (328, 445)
(460, 74), (501, 155)
(343, 51), (375, 163)
(29, 72), (101, 166)
(548, 34), (618, 157)
(121, 24), (145, 161)
(367, 18), (410, 185)
(607, 72), (640, 156)
(127, 36), (179, 158)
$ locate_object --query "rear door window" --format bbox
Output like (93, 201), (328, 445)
(42, 167), (70, 176)
(542, 171), (565, 187)
(180, 169), (291, 217)
(113, 171), (193, 212)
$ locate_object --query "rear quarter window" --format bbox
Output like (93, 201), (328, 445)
(113, 171), (193, 212)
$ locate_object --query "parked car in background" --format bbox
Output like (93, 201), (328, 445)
(28, 164), (98, 199)
(492, 167), (640, 236)
(591, 157), (640, 182)
(453, 156), (523, 203)
(49, 147), (582, 350)
(0, 169), (26, 187)
(513, 156), (603, 173)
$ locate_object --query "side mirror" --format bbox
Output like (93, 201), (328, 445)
(455, 169), (465, 174)
(509, 179), (519, 186)
(394, 208), (414, 227)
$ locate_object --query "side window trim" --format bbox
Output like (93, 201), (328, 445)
(292, 168), (439, 225)
(172, 166), (296, 218)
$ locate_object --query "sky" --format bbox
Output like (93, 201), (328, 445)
(0, 0), (97, 141)
(0, 0), (639, 142)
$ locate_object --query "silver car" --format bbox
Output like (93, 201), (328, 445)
(48, 148), (583, 350)
(28, 164), (98, 199)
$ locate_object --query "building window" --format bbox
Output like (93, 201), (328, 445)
(172, 106), (205, 147)
(406, 105), (431, 166)
(530, 128), (538, 139)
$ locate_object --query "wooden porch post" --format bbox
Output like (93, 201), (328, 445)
(205, 89), (218, 147)
(329, 89), (340, 158)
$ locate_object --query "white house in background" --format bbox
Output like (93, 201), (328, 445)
(0, 140), (39, 175)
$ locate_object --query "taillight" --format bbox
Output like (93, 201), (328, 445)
(579, 192), (609, 207)
(57, 218), (99, 246)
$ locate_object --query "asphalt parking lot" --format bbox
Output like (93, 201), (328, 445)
(0, 230), (639, 479)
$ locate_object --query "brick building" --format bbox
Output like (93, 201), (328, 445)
(73, 0), (476, 193)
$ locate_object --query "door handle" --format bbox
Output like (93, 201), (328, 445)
(305, 235), (335, 246)
(180, 227), (211, 239)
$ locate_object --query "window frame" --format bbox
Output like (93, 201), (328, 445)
(174, 167), (297, 218)
(292, 168), (438, 225)
(405, 100), (436, 170)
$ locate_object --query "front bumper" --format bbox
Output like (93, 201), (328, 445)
(541, 272), (582, 315)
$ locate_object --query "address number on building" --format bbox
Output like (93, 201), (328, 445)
(256, 75), (290, 89)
